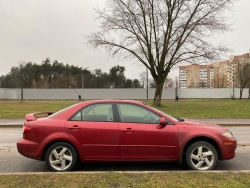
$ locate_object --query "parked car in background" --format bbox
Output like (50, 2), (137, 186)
(17, 100), (237, 172)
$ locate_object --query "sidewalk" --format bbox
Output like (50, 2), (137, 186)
(0, 119), (25, 127)
(0, 118), (249, 127)
(188, 119), (250, 127)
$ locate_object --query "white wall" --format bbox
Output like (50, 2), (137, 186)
(0, 89), (18, 99)
(178, 88), (248, 99)
(0, 88), (249, 100)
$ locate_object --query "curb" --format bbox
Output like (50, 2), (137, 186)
(217, 124), (250, 127)
(0, 125), (23, 128)
(1, 170), (250, 175)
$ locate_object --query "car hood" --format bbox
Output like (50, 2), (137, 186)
(183, 120), (228, 131)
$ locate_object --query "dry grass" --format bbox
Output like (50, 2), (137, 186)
(0, 172), (250, 188)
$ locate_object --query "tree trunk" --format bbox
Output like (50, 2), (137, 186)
(153, 80), (164, 106)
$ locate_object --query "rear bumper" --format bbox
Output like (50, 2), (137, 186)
(17, 138), (43, 161)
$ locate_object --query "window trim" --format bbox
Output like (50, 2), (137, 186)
(115, 103), (162, 124)
(68, 102), (117, 122)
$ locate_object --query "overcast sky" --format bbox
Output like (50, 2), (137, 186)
(1, 0), (250, 80)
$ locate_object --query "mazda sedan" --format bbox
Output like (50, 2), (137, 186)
(17, 100), (237, 171)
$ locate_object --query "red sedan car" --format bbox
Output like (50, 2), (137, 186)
(17, 100), (237, 171)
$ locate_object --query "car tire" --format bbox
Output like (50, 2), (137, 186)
(185, 141), (218, 170)
(45, 142), (78, 172)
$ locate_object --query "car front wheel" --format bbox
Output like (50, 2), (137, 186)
(185, 141), (218, 170)
(45, 142), (78, 172)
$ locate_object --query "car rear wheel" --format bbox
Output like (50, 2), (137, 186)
(45, 142), (78, 172)
(185, 141), (218, 170)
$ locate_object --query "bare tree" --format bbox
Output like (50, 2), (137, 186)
(213, 73), (228, 88)
(139, 71), (154, 88)
(164, 77), (175, 88)
(139, 72), (146, 88)
(87, 0), (233, 105)
(235, 58), (250, 100)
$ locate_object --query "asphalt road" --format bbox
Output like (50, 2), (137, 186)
(0, 127), (250, 173)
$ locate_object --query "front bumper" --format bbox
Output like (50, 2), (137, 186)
(220, 137), (237, 160)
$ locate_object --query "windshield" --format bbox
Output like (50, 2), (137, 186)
(150, 106), (184, 122)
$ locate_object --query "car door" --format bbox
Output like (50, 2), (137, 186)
(65, 103), (119, 159)
(117, 103), (179, 160)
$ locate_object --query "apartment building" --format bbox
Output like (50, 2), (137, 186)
(179, 64), (213, 88)
(213, 60), (229, 88)
(179, 50), (250, 88)
(228, 53), (249, 88)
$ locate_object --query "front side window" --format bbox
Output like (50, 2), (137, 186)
(117, 103), (160, 124)
(70, 103), (114, 122)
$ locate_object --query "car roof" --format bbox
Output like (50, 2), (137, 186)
(81, 99), (144, 105)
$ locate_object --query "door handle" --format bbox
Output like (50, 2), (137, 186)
(68, 125), (81, 130)
(122, 128), (134, 132)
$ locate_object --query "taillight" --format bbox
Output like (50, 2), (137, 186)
(23, 125), (32, 133)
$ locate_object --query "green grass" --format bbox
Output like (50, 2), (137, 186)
(0, 100), (77, 118)
(142, 99), (250, 119)
(0, 172), (250, 188)
(0, 99), (250, 118)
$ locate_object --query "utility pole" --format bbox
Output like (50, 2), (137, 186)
(175, 77), (178, 97)
(20, 64), (23, 102)
(232, 61), (235, 99)
(233, 75), (235, 99)
(82, 72), (84, 88)
(146, 67), (148, 100)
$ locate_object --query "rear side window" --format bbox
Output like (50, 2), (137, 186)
(70, 103), (114, 122)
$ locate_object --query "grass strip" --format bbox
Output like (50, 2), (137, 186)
(0, 172), (250, 188)
(1, 99), (250, 119)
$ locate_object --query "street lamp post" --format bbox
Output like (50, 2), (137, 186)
(146, 68), (148, 100)
(20, 65), (23, 102)
(82, 72), (84, 89)
(233, 75), (235, 99)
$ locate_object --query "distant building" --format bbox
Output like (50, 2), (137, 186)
(228, 53), (249, 88)
(213, 60), (229, 88)
(179, 64), (213, 88)
(179, 50), (250, 88)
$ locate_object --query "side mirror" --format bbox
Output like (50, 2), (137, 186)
(159, 117), (168, 126)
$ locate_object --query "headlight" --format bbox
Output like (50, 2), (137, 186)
(222, 131), (233, 138)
